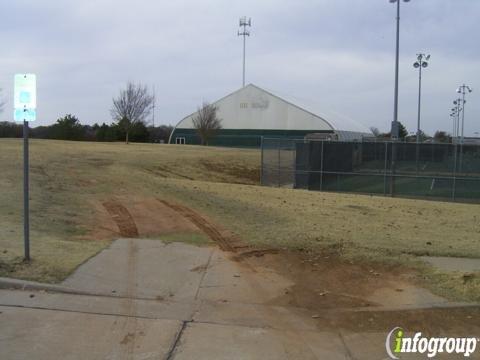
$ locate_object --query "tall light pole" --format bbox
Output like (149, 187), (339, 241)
(413, 53), (429, 143)
(450, 111), (456, 141)
(456, 84), (473, 144)
(238, 17), (251, 88)
(389, 0), (410, 197)
(450, 105), (459, 141)
(453, 98), (463, 142)
(389, 0), (411, 140)
(453, 97), (466, 171)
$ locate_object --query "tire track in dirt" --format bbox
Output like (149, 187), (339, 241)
(157, 199), (236, 252)
(157, 199), (278, 261)
(145, 165), (194, 180)
(103, 200), (139, 238)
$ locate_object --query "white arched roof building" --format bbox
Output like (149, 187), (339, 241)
(169, 84), (371, 146)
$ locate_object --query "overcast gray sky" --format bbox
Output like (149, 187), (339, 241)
(0, 0), (479, 135)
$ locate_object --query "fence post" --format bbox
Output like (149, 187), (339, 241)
(305, 138), (310, 190)
(291, 139), (296, 188)
(277, 139), (281, 187)
(260, 136), (264, 186)
(390, 141), (397, 197)
(452, 143), (458, 201)
(320, 140), (324, 191)
(415, 141), (420, 175)
(384, 142), (388, 196)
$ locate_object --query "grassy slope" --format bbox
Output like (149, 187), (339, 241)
(0, 139), (478, 300)
(0, 140), (259, 281)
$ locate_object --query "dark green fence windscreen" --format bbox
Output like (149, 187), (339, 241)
(261, 138), (480, 203)
(170, 129), (334, 148)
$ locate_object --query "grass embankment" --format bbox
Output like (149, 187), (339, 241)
(0, 139), (478, 300)
(0, 139), (258, 282)
(157, 178), (480, 301)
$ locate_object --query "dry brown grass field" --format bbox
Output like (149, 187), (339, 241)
(0, 139), (478, 300)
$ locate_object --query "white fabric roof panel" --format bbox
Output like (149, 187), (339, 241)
(174, 84), (371, 136)
(175, 84), (333, 131)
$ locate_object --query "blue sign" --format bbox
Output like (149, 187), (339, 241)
(14, 108), (36, 122)
(19, 91), (31, 104)
(14, 74), (37, 122)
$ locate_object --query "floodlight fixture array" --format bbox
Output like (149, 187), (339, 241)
(456, 84), (473, 143)
(413, 53), (430, 144)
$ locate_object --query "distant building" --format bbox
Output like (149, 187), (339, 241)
(169, 84), (371, 147)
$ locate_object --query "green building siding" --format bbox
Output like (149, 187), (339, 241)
(170, 128), (333, 147)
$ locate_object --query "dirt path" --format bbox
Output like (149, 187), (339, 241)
(96, 197), (463, 312)
(103, 200), (139, 238)
(93, 197), (202, 241)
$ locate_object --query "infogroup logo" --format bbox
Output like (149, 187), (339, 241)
(385, 327), (478, 359)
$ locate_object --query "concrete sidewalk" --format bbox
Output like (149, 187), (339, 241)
(1, 239), (479, 360)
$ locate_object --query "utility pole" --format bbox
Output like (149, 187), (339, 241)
(238, 17), (251, 87)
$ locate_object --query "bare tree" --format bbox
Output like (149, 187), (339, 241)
(192, 102), (222, 145)
(111, 82), (154, 144)
(370, 126), (380, 137)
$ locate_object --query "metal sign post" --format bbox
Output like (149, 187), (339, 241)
(23, 119), (30, 260)
(14, 74), (36, 262)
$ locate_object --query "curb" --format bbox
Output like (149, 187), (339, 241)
(1, 276), (479, 314)
(331, 302), (480, 313)
(0, 277), (91, 296)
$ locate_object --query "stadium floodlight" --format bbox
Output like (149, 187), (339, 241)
(238, 17), (252, 87)
(389, 0), (411, 140)
(413, 53), (430, 144)
(456, 84), (473, 144)
(239, 16), (251, 27)
(457, 85), (472, 94)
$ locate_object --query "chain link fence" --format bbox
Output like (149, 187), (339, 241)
(261, 137), (480, 203)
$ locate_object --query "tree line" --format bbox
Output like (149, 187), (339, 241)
(0, 83), (173, 143)
(0, 82), (222, 145)
(0, 115), (173, 143)
(370, 122), (452, 143)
